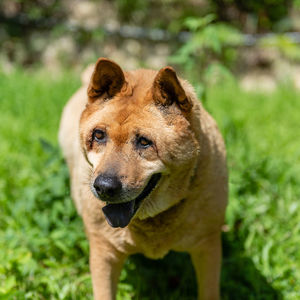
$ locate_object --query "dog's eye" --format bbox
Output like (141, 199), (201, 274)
(93, 129), (106, 143)
(136, 136), (152, 149)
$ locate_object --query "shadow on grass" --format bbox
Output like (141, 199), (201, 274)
(122, 233), (282, 300)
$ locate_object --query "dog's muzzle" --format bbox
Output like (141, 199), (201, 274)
(95, 173), (162, 228)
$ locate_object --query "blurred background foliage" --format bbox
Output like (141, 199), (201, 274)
(1, 0), (300, 299)
(1, 0), (300, 69)
(1, 0), (300, 94)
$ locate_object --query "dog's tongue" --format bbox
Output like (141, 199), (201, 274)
(102, 200), (135, 228)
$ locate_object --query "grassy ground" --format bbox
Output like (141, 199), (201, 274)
(0, 68), (299, 299)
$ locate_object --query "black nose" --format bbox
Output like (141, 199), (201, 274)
(93, 174), (122, 201)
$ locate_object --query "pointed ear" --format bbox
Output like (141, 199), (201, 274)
(152, 67), (192, 112)
(87, 58), (125, 101)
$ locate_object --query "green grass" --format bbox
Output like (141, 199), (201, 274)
(0, 68), (299, 299)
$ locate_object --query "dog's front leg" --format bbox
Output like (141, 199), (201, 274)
(189, 233), (222, 300)
(89, 235), (127, 300)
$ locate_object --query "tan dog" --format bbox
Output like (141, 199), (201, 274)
(59, 58), (228, 300)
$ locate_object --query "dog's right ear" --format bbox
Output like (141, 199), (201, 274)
(87, 58), (125, 102)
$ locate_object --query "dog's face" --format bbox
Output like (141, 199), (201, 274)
(79, 58), (199, 228)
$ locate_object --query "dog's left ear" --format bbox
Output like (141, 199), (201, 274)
(152, 67), (192, 112)
(88, 58), (125, 101)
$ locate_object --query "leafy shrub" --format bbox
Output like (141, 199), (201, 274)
(170, 15), (242, 99)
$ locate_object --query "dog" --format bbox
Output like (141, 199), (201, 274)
(59, 58), (228, 300)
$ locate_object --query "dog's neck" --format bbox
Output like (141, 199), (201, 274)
(129, 198), (187, 234)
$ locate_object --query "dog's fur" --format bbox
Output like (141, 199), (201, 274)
(59, 58), (228, 300)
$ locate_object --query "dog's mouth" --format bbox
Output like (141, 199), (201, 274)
(102, 173), (162, 228)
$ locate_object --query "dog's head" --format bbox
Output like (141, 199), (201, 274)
(79, 58), (199, 228)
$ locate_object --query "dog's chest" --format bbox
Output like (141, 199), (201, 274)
(141, 241), (171, 259)
(129, 200), (187, 259)
(131, 229), (175, 259)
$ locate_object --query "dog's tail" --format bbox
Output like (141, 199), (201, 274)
(81, 64), (94, 85)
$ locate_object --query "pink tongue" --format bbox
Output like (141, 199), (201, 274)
(102, 200), (135, 228)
